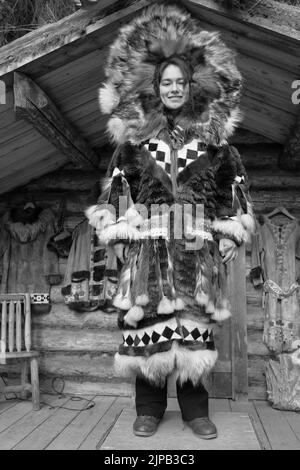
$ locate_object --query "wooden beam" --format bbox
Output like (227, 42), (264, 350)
(14, 72), (98, 169)
(0, 0), (152, 78)
(182, 0), (300, 40)
(280, 111), (300, 171)
(181, 1), (300, 74)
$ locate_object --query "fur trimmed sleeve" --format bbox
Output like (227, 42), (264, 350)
(211, 145), (255, 245)
(85, 143), (144, 246)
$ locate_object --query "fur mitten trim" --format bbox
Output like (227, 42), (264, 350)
(85, 205), (115, 235)
(212, 217), (249, 244)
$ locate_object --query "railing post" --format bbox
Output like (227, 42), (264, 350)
(8, 301), (15, 353)
(24, 294), (31, 352)
(1, 300), (7, 353)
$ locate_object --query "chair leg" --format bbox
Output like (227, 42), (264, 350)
(21, 361), (29, 400)
(30, 357), (40, 411)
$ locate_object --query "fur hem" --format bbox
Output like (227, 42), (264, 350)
(114, 342), (218, 387)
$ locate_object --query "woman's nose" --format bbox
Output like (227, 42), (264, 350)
(171, 82), (179, 92)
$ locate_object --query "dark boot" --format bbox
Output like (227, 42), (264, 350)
(186, 417), (217, 439)
(133, 415), (161, 437)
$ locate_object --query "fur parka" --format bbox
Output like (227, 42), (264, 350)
(86, 3), (255, 387)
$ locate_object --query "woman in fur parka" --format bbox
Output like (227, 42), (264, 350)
(86, 3), (255, 439)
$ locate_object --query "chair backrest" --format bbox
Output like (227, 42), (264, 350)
(0, 294), (31, 354)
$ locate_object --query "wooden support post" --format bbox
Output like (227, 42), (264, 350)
(227, 245), (248, 400)
(14, 72), (99, 169)
(30, 357), (40, 411)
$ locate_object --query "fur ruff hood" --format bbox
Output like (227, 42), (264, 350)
(99, 3), (242, 146)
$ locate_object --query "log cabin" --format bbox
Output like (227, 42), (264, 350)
(0, 0), (299, 401)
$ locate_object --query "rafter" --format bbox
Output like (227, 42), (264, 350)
(14, 72), (98, 169)
(0, 0), (152, 79)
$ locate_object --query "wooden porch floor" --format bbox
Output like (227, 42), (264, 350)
(0, 394), (299, 450)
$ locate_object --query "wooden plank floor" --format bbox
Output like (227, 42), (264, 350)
(0, 394), (299, 450)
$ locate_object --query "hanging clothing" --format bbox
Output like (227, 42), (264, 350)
(258, 215), (300, 353)
(0, 207), (61, 314)
(61, 219), (119, 311)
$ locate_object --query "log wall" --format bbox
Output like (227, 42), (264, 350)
(0, 132), (299, 398)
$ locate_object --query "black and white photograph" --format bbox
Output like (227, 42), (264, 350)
(0, 0), (299, 453)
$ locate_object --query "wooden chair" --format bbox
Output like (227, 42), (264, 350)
(0, 294), (40, 410)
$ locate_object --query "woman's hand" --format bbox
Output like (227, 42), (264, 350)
(219, 238), (238, 264)
(113, 242), (129, 264)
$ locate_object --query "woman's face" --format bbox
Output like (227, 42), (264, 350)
(159, 64), (189, 110)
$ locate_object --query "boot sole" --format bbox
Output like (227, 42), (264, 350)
(133, 429), (157, 437)
(194, 432), (218, 439)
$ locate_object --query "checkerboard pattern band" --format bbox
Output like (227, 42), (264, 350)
(144, 138), (206, 175)
(123, 324), (213, 348)
(30, 293), (50, 304)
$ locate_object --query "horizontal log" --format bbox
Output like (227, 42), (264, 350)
(0, 191), (91, 216)
(34, 301), (118, 330)
(23, 170), (105, 192)
(31, 326), (121, 352)
(251, 190), (300, 213)
(38, 351), (118, 381)
(239, 144), (281, 169)
(248, 171), (300, 190)
(230, 128), (275, 145)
